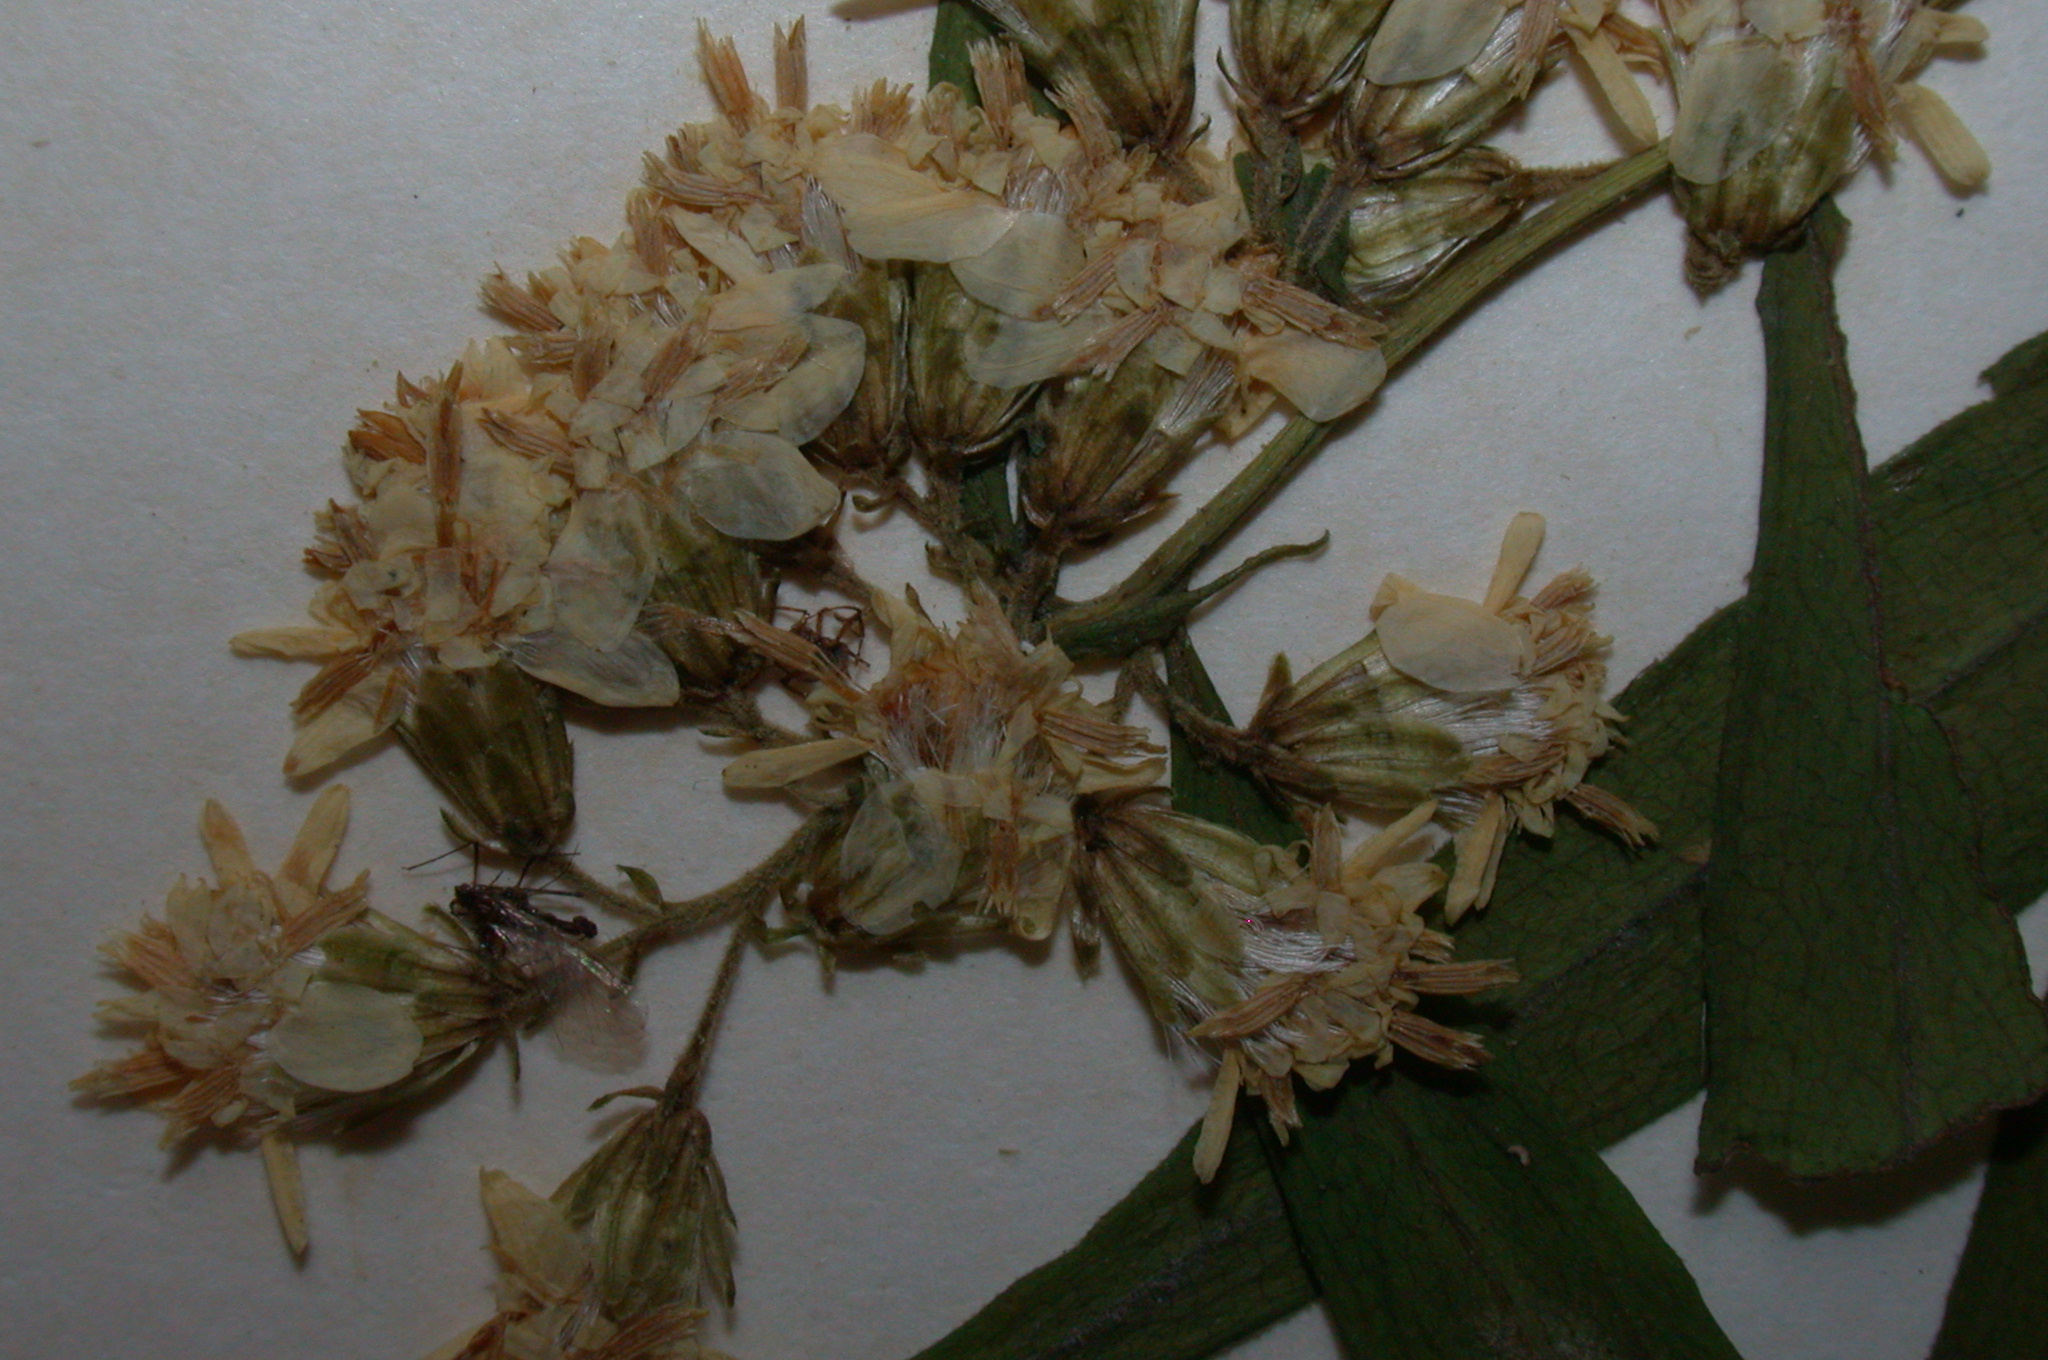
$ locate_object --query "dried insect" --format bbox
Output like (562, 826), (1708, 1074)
(449, 882), (648, 1074)
(776, 603), (868, 673)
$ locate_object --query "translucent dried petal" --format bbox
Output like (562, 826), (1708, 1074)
(722, 315), (867, 445)
(1374, 591), (1527, 693)
(1365, 0), (1510, 85)
(965, 314), (1102, 387)
(269, 981), (424, 1092)
(1240, 332), (1387, 422)
(1894, 81), (1989, 190)
(844, 192), (1018, 264)
(545, 489), (656, 653)
(723, 737), (870, 789)
(706, 262), (846, 330)
(1670, 36), (1801, 185)
(681, 430), (840, 541)
(951, 213), (1087, 318)
(283, 693), (391, 780)
(508, 631), (683, 709)
(480, 1170), (591, 1306)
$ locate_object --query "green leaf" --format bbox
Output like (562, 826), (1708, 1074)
(913, 316), (2048, 1360)
(930, 1), (1002, 102)
(1264, 1072), (1743, 1360)
(618, 865), (665, 906)
(1929, 1095), (2048, 1360)
(909, 1118), (1310, 1360)
(1696, 204), (2048, 1176)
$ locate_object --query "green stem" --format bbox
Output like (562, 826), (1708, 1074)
(1050, 144), (1671, 642)
(604, 803), (849, 972)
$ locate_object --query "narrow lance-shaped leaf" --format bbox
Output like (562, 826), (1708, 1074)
(909, 326), (2048, 1360)
(1264, 1070), (1744, 1360)
(909, 1118), (1308, 1360)
(1697, 202), (2048, 1176)
(1928, 1092), (2048, 1360)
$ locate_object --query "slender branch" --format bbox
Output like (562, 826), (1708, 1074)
(660, 910), (755, 1113)
(604, 802), (850, 972)
(544, 855), (663, 923)
(1048, 144), (1672, 644)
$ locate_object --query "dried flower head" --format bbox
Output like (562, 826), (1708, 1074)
(724, 587), (1161, 940)
(1071, 794), (1513, 1180)
(801, 41), (1388, 433)
(432, 1170), (709, 1360)
(1228, 513), (1653, 919)
(1341, 148), (1528, 308)
(972, 0), (1201, 150)
(74, 790), (499, 1251)
(1343, 0), (1657, 177)
(551, 1094), (737, 1324)
(1227, 0), (1395, 128)
(1666, 0), (1989, 288)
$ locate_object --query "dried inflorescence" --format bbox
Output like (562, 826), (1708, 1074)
(433, 1170), (715, 1360)
(725, 587), (1161, 940)
(1227, 514), (1654, 919)
(1072, 793), (1515, 1178)
(1665, 0), (1990, 288)
(73, 790), (506, 1251)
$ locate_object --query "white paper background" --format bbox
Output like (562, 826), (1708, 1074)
(4, 2), (2046, 1357)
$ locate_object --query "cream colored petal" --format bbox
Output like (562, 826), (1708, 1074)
(1192, 1050), (1243, 1185)
(844, 193), (1018, 264)
(1375, 591), (1528, 693)
(270, 981), (424, 1092)
(809, 132), (946, 210)
(1240, 332), (1386, 422)
(1894, 82), (1990, 191)
(1670, 37), (1801, 185)
(723, 737), (870, 789)
(286, 696), (397, 782)
(1365, 0), (1510, 85)
(1444, 794), (1508, 921)
(230, 627), (360, 659)
(707, 262), (847, 331)
(964, 315), (1099, 388)
(670, 208), (765, 280)
(1569, 28), (1659, 148)
(260, 1132), (310, 1256)
(1672, 0), (1738, 46)
(1930, 13), (1988, 47)
(545, 489), (656, 652)
(277, 785), (351, 893)
(723, 315), (866, 445)
(508, 630), (682, 708)
(1344, 800), (1440, 884)
(839, 779), (964, 935)
(479, 1169), (590, 1305)
(951, 213), (1087, 317)
(199, 800), (258, 882)
(682, 430), (841, 541)
(1744, 0), (1824, 42)
(1483, 512), (1547, 612)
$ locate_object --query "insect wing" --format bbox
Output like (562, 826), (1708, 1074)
(545, 946), (648, 1074)
(454, 886), (646, 1073)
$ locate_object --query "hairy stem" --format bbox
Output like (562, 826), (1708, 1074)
(605, 802), (850, 973)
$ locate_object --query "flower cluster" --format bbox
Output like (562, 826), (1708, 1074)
(73, 790), (506, 1250)
(726, 587), (1161, 940)
(1072, 794), (1515, 1178)
(433, 1170), (719, 1360)
(1666, 0), (1990, 287)
(1227, 514), (1654, 919)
